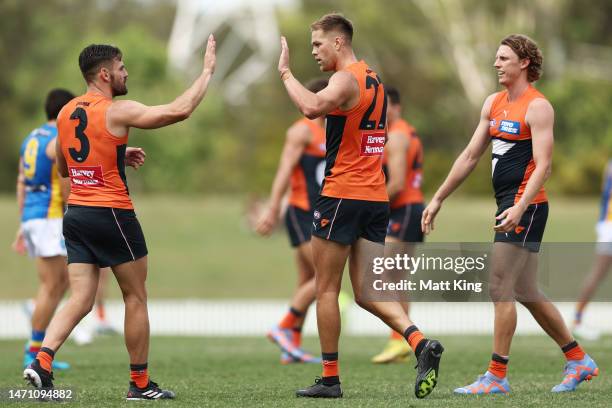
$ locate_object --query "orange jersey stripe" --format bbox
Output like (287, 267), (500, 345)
(57, 92), (133, 209)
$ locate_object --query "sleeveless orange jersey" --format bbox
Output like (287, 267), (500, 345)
(384, 119), (424, 208)
(489, 85), (548, 208)
(321, 60), (388, 202)
(288, 118), (326, 211)
(57, 92), (133, 209)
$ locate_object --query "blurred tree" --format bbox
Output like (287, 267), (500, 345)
(0, 0), (610, 197)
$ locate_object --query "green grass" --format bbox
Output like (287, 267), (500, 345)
(0, 194), (600, 299)
(1, 335), (610, 407)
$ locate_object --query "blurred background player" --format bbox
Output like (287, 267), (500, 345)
(257, 78), (328, 364)
(423, 34), (598, 395)
(572, 159), (612, 341)
(23, 36), (215, 401)
(372, 86), (425, 364)
(279, 13), (443, 399)
(13, 89), (75, 371)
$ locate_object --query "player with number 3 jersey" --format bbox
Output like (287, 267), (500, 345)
(23, 37), (216, 401)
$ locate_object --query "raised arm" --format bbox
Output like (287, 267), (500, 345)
(107, 35), (216, 134)
(494, 98), (554, 233)
(278, 37), (358, 119)
(422, 93), (496, 234)
(256, 122), (312, 236)
(385, 131), (409, 200)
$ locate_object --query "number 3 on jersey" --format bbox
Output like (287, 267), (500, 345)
(69, 107), (90, 163)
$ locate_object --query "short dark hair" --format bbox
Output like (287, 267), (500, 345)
(311, 13), (353, 43)
(500, 34), (543, 82)
(78, 44), (123, 82)
(386, 86), (400, 105)
(45, 89), (74, 120)
(306, 78), (329, 93)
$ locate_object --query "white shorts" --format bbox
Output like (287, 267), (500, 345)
(596, 221), (612, 256)
(21, 218), (67, 258)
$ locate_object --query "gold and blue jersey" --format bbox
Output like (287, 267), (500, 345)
(20, 124), (64, 222)
(600, 160), (612, 223)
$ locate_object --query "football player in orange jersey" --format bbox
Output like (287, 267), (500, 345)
(279, 13), (443, 399)
(23, 36), (216, 401)
(372, 87), (425, 364)
(257, 78), (328, 365)
(13, 89), (145, 368)
(422, 34), (597, 395)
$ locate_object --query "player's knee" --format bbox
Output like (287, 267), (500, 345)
(71, 296), (95, 317)
(42, 279), (68, 300)
(354, 296), (373, 313)
(122, 290), (147, 305)
(488, 283), (514, 302)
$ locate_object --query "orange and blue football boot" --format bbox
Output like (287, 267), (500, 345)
(551, 354), (599, 392)
(267, 327), (321, 364)
(454, 371), (510, 395)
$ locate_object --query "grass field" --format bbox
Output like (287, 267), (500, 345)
(0, 335), (610, 407)
(0, 194), (600, 299)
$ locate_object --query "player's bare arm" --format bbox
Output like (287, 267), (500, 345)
(256, 122), (312, 236)
(278, 36), (358, 118)
(494, 98), (554, 233)
(55, 137), (69, 178)
(12, 159), (26, 254)
(107, 34), (216, 134)
(385, 131), (409, 200)
(422, 93), (496, 234)
(16, 158), (25, 215)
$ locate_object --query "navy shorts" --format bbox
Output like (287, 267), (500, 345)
(63, 205), (148, 268)
(285, 205), (312, 247)
(494, 202), (548, 253)
(311, 195), (389, 245)
(386, 203), (425, 242)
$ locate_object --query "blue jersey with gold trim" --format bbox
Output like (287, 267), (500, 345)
(20, 124), (64, 221)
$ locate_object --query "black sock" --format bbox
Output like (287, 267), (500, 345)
(289, 307), (304, 317)
(321, 376), (340, 386)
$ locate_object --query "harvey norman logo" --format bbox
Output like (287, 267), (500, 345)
(69, 166), (105, 187)
(360, 132), (385, 156)
(498, 120), (520, 135)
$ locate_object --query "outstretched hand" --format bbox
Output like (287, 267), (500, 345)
(204, 34), (216, 74)
(278, 36), (290, 78)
